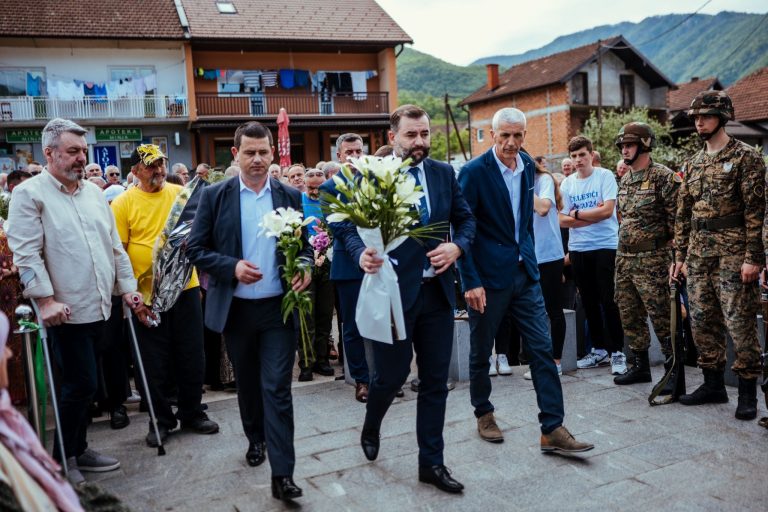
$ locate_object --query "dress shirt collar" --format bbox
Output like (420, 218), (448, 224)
(491, 148), (524, 176)
(239, 174), (271, 197)
(41, 168), (85, 194)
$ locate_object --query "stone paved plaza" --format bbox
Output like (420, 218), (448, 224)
(84, 365), (768, 512)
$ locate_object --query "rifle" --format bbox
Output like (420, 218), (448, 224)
(649, 281), (686, 405)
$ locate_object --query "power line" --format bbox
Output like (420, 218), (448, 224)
(713, 11), (768, 68)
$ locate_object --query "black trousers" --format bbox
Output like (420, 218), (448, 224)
(570, 249), (624, 353)
(299, 266), (333, 368)
(539, 258), (566, 360)
(49, 321), (104, 460)
(364, 280), (453, 466)
(131, 287), (205, 429)
(96, 296), (130, 410)
(201, 289), (224, 386)
(224, 296), (296, 477)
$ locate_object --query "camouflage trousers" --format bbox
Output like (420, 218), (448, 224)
(615, 251), (672, 355)
(687, 253), (762, 379)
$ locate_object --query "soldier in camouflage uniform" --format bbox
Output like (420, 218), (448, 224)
(613, 123), (681, 394)
(672, 90), (765, 420)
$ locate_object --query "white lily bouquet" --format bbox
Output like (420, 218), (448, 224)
(260, 207), (315, 365)
(323, 155), (444, 343)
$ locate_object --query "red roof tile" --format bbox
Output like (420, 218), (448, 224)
(0, 0), (185, 39)
(667, 77), (721, 112)
(180, 0), (412, 44)
(727, 67), (768, 122)
(461, 38), (622, 106)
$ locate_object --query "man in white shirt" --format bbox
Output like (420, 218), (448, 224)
(6, 118), (151, 485)
(559, 136), (627, 375)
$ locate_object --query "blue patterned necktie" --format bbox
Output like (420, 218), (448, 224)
(408, 167), (430, 226)
(408, 167), (432, 271)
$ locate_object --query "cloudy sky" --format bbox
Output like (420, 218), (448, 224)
(376, 0), (768, 65)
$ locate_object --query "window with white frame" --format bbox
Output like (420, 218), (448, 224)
(0, 67), (46, 97)
(477, 128), (484, 142)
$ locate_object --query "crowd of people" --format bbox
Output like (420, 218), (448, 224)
(0, 88), (764, 505)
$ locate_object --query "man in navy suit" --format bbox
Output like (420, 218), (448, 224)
(188, 121), (311, 501)
(333, 105), (475, 493)
(458, 107), (594, 453)
(319, 133), (371, 403)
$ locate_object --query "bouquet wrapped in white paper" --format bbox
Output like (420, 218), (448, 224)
(323, 155), (444, 343)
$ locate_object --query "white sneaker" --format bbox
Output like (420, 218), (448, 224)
(497, 354), (513, 375)
(611, 352), (628, 375)
(488, 355), (498, 376)
(577, 349), (609, 369)
(524, 363), (562, 380)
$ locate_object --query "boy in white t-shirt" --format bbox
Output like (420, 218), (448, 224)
(558, 136), (627, 375)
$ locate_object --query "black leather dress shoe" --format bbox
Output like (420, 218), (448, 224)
(271, 476), (303, 500)
(246, 441), (266, 467)
(360, 428), (380, 461)
(418, 464), (464, 493)
(313, 361), (334, 376)
(298, 367), (314, 382)
(110, 405), (130, 430)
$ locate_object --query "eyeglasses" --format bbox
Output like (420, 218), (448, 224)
(107, 173), (120, 177)
(305, 171), (324, 177)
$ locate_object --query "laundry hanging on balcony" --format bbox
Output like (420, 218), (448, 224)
(26, 73), (43, 97)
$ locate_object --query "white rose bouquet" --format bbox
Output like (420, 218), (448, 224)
(260, 207), (315, 365)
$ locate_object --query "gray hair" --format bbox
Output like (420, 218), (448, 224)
(321, 161), (341, 178)
(105, 165), (120, 174)
(42, 118), (87, 149)
(224, 166), (240, 177)
(335, 133), (363, 154)
(491, 108), (527, 130)
(171, 163), (188, 174)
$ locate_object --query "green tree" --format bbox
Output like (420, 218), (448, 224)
(581, 108), (700, 171)
(429, 128), (470, 162)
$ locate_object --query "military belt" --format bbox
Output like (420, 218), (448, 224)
(692, 215), (744, 231)
(619, 238), (668, 254)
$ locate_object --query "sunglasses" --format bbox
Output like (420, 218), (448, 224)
(107, 173), (120, 177)
(305, 171), (324, 177)
(30, 171), (41, 175)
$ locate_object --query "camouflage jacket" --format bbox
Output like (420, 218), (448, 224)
(675, 137), (766, 264)
(617, 160), (679, 257)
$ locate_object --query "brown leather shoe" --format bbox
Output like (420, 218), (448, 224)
(355, 383), (369, 403)
(540, 426), (594, 453)
(477, 412), (504, 443)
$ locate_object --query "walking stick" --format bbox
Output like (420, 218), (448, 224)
(14, 305), (42, 439)
(28, 298), (69, 477)
(123, 302), (166, 455)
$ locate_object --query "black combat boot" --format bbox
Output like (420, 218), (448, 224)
(734, 377), (758, 420)
(679, 368), (728, 405)
(614, 350), (651, 385)
(656, 360), (677, 396)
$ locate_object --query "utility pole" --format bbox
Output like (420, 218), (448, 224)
(597, 39), (603, 124)
(445, 93), (451, 164)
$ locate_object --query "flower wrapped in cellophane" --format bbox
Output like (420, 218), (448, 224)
(322, 155), (445, 343)
(260, 207), (315, 365)
(138, 176), (205, 324)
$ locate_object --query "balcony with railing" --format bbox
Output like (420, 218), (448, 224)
(0, 95), (189, 122)
(195, 92), (389, 118)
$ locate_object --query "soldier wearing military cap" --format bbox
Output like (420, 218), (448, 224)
(672, 90), (766, 420)
(613, 123), (681, 392)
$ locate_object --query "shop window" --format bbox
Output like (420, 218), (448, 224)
(0, 67), (46, 97)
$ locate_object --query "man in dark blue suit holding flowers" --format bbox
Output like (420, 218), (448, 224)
(458, 107), (594, 453)
(333, 105), (475, 493)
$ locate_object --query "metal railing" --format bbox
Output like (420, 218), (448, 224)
(195, 92), (389, 117)
(0, 95), (189, 122)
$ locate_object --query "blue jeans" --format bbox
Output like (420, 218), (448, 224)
(468, 269), (565, 434)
